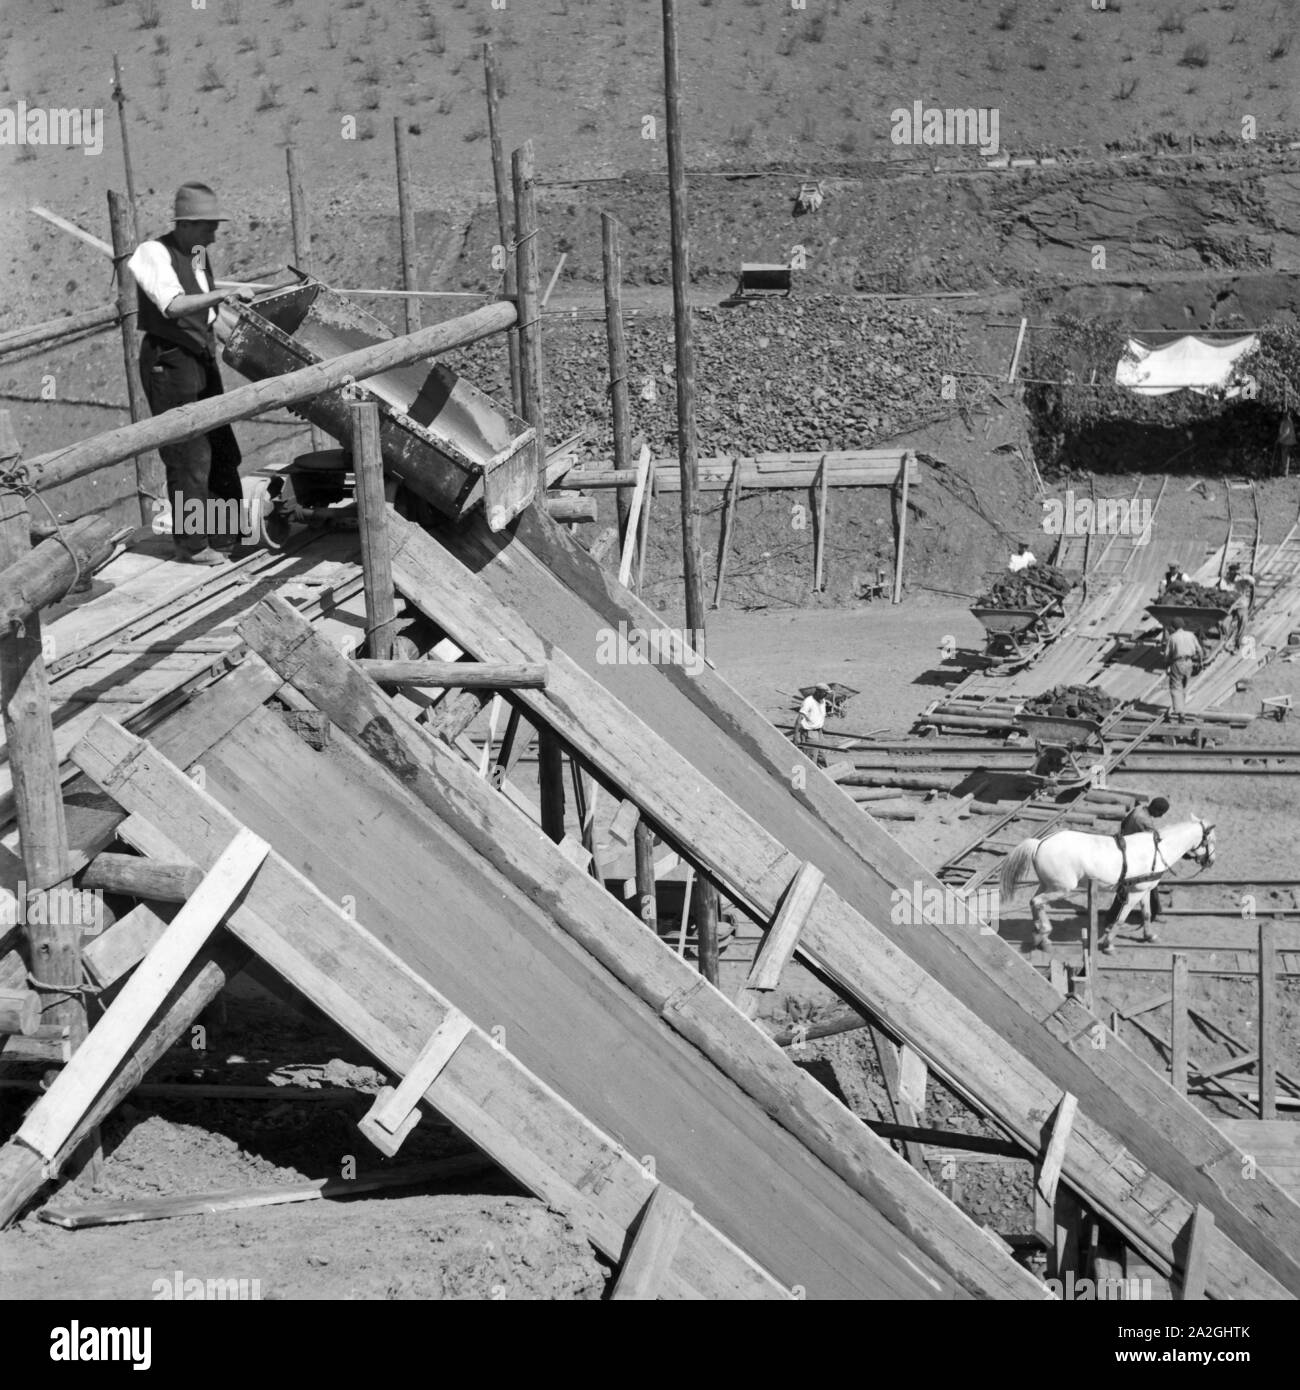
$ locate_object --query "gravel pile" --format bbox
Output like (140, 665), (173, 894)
(1023, 684), (1118, 720)
(1157, 580), (1231, 609)
(975, 563), (1076, 610)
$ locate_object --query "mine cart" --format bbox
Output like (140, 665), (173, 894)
(224, 276), (538, 531)
(1014, 713), (1109, 788)
(969, 596), (1063, 671)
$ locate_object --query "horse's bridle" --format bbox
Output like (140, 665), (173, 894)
(1167, 822), (1216, 878)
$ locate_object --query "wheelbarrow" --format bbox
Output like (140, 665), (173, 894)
(970, 596), (1062, 671)
(1013, 713), (1108, 788)
(797, 682), (858, 718)
(223, 276), (538, 531)
(1145, 602), (1232, 659)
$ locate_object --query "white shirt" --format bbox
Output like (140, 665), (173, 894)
(797, 695), (827, 732)
(1008, 551), (1036, 572)
(127, 239), (216, 325)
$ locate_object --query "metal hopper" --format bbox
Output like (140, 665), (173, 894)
(222, 277), (537, 530)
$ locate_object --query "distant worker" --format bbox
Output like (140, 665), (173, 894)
(1008, 542), (1037, 573)
(1223, 582), (1252, 654)
(128, 181), (252, 566)
(1118, 796), (1170, 931)
(796, 683), (831, 761)
(1276, 412), (1295, 477)
(1159, 562), (1190, 596)
(1163, 616), (1203, 725)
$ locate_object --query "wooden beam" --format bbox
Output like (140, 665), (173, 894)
(483, 43), (522, 414)
(0, 306), (118, 356)
(603, 214), (634, 569)
(28, 301), (517, 495)
(512, 140), (546, 498)
(618, 443), (651, 589)
(81, 852), (202, 904)
(737, 863), (824, 1018)
(350, 397), (400, 662)
(81, 902), (172, 989)
(14, 828), (269, 1169)
(358, 659), (546, 688)
(286, 146), (326, 456)
(814, 454), (829, 592)
(547, 495), (597, 524)
(869, 1024), (926, 1169)
(892, 451), (910, 605)
(358, 1009), (474, 1156)
(1182, 1204), (1214, 1300)
(393, 118), (421, 335)
(0, 516), (116, 630)
(611, 1183), (695, 1299)
(1036, 1092), (1079, 1207)
(608, 798), (640, 847)
(712, 456), (741, 609)
(107, 189), (159, 526)
(634, 819), (657, 934)
(1259, 918), (1277, 1120)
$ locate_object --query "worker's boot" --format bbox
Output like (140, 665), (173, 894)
(173, 544), (227, 567)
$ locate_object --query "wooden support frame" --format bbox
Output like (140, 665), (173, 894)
(712, 456), (741, 609)
(1259, 919), (1277, 1120)
(349, 397), (400, 662)
(892, 451), (910, 605)
(15, 828), (269, 1169)
(357, 660), (546, 689)
(1181, 1204), (1215, 1300)
(1036, 1092), (1079, 1206)
(814, 454), (829, 593)
(618, 444), (652, 589)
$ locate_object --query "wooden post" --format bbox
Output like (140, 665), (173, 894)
(603, 215), (634, 554)
(1086, 880), (1098, 994)
(483, 43), (522, 414)
(713, 456), (740, 609)
(814, 453), (829, 592)
(1171, 953), (1189, 1094)
(111, 57), (139, 243)
(636, 469), (654, 594)
(107, 189), (161, 527)
(393, 118), (421, 335)
(349, 399), (399, 661)
(634, 819), (657, 934)
(661, 0), (717, 983)
(538, 731), (566, 844)
(0, 415), (77, 1045)
(286, 147), (327, 458)
(1259, 918), (1277, 1120)
(892, 451), (910, 605)
(512, 141), (546, 498)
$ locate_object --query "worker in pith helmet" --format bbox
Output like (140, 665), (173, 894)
(1117, 796), (1171, 937)
(795, 684), (831, 764)
(127, 182), (252, 566)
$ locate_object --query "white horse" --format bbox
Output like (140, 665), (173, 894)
(999, 818), (1215, 952)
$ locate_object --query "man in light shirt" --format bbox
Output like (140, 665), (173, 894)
(1163, 617), (1203, 724)
(796, 684), (830, 762)
(128, 182), (252, 565)
(1008, 542), (1036, 572)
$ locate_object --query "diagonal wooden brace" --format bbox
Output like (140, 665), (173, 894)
(1036, 1091), (1079, 1206)
(357, 1009), (474, 1157)
(737, 863), (824, 1020)
(610, 1181), (695, 1300)
(15, 827), (269, 1171)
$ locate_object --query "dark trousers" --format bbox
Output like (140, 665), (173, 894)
(140, 336), (243, 552)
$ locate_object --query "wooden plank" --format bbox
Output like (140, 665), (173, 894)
(1036, 1092), (1078, 1206)
(38, 1155), (495, 1228)
(15, 829), (269, 1167)
(712, 456), (741, 609)
(814, 455), (829, 592)
(235, 597), (1044, 1298)
(81, 902), (172, 988)
(358, 1010), (474, 1156)
(81, 852), (202, 903)
(898, 1047), (928, 1116)
(1181, 1204), (1214, 1300)
(1171, 954), (1189, 1094)
(736, 862), (824, 1018)
(357, 660), (547, 688)
(608, 798), (640, 846)
(1259, 919), (1278, 1120)
(390, 507), (1300, 1298)
(618, 444), (651, 589)
(68, 719), (795, 1299)
(610, 1183), (695, 1300)
(892, 452), (910, 604)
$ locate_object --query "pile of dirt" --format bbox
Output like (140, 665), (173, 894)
(1023, 684), (1118, 720)
(1158, 579), (1232, 609)
(974, 562), (1075, 610)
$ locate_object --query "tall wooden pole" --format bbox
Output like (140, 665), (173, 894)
(511, 140), (563, 840)
(602, 214), (635, 557)
(286, 148), (326, 456)
(483, 44), (522, 415)
(661, 0), (718, 985)
(107, 189), (162, 526)
(349, 397), (399, 662)
(634, 819), (658, 935)
(1258, 918), (1277, 1120)
(0, 414), (78, 1049)
(111, 56), (139, 243)
(393, 118), (421, 335)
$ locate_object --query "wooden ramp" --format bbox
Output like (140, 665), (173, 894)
(402, 503), (1300, 1299)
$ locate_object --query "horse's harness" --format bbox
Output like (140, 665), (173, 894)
(1113, 822), (1214, 898)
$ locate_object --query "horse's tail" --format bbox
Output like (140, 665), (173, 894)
(1000, 838), (1041, 901)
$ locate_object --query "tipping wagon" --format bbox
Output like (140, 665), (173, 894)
(1013, 712), (1109, 788)
(223, 275), (538, 533)
(969, 594), (1065, 672)
(1144, 602), (1232, 660)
